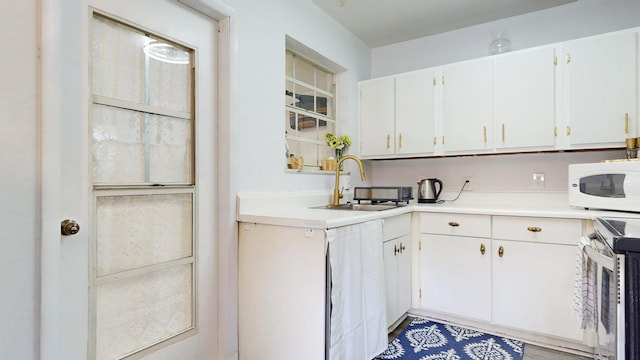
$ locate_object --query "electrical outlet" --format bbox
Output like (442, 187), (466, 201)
(533, 172), (545, 189)
(463, 176), (473, 191)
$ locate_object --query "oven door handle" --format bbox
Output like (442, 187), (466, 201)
(582, 236), (615, 271)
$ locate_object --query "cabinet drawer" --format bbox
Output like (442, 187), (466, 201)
(420, 213), (491, 238)
(383, 214), (411, 241)
(492, 216), (582, 245)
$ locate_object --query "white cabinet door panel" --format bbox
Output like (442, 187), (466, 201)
(420, 234), (491, 322)
(492, 239), (583, 341)
(442, 58), (494, 153)
(360, 77), (395, 157)
(564, 30), (637, 146)
(395, 69), (436, 155)
(495, 46), (556, 150)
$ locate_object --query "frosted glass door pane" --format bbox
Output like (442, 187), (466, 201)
(96, 264), (193, 360)
(148, 58), (192, 113)
(92, 16), (146, 104)
(93, 104), (145, 184)
(96, 194), (193, 276)
(93, 104), (193, 184)
(148, 114), (192, 184)
(92, 15), (192, 113)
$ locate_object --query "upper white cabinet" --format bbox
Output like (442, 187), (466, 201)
(359, 70), (437, 158)
(442, 57), (494, 153)
(358, 27), (640, 158)
(494, 45), (557, 150)
(563, 30), (637, 148)
(395, 69), (437, 155)
(359, 77), (395, 157)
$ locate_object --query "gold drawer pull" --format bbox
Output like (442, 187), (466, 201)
(527, 226), (542, 233)
(498, 245), (504, 257)
(480, 243), (486, 255)
(386, 134), (391, 149)
(448, 221), (460, 227)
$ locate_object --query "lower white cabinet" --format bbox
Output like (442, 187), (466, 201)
(382, 214), (412, 327)
(492, 216), (584, 341)
(419, 213), (492, 321)
(239, 223), (327, 360)
(418, 213), (585, 342)
(420, 233), (492, 322)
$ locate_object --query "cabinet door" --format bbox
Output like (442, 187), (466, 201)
(383, 238), (399, 327)
(564, 30), (637, 147)
(492, 240), (583, 341)
(419, 234), (491, 321)
(360, 77), (395, 157)
(383, 235), (412, 327)
(495, 46), (556, 150)
(395, 69), (436, 155)
(442, 58), (493, 153)
(397, 235), (412, 322)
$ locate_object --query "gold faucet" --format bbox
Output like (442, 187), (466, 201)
(332, 155), (366, 206)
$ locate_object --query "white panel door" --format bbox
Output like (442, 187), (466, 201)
(420, 234), (492, 322)
(494, 46), (557, 150)
(492, 240), (584, 341)
(564, 30), (637, 147)
(442, 58), (494, 153)
(359, 77), (395, 157)
(395, 69), (437, 155)
(40, 1), (218, 359)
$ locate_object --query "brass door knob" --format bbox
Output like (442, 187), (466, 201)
(61, 219), (80, 236)
(498, 245), (504, 258)
(480, 243), (486, 255)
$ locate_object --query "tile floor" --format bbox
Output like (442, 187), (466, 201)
(388, 317), (593, 360)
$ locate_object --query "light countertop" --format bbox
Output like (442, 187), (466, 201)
(237, 190), (639, 229)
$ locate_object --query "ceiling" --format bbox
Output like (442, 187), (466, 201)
(312, 0), (576, 47)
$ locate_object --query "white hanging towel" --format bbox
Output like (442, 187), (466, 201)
(327, 219), (387, 360)
(573, 236), (598, 332)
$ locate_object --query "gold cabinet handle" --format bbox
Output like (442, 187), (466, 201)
(502, 124), (505, 142)
(399, 133), (403, 148)
(386, 134), (391, 149)
(498, 245), (504, 257)
(527, 226), (542, 233)
(433, 136), (437, 145)
(566, 53), (571, 64)
(394, 244), (399, 255)
(625, 113), (629, 134)
(480, 243), (486, 255)
(483, 126), (487, 143)
(554, 127), (558, 136)
(566, 126), (571, 136)
(448, 221), (460, 227)
(442, 136), (445, 145)
(433, 77), (437, 86)
(400, 242), (406, 252)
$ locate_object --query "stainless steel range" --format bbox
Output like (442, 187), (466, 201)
(588, 217), (640, 360)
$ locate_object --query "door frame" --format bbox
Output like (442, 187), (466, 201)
(39, 0), (237, 359)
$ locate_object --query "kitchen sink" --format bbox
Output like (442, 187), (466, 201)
(311, 203), (404, 211)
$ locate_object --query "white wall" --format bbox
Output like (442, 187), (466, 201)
(371, 149), (626, 196)
(216, 1), (371, 359)
(225, 0), (371, 192)
(368, 0), (640, 193)
(0, 2), (39, 359)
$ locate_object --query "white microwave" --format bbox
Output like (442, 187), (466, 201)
(569, 161), (640, 212)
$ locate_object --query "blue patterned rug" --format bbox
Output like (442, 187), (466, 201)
(374, 318), (525, 360)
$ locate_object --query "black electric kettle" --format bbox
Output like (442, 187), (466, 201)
(417, 178), (443, 203)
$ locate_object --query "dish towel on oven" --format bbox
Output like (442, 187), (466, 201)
(573, 236), (598, 331)
(327, 219), (387, 360)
